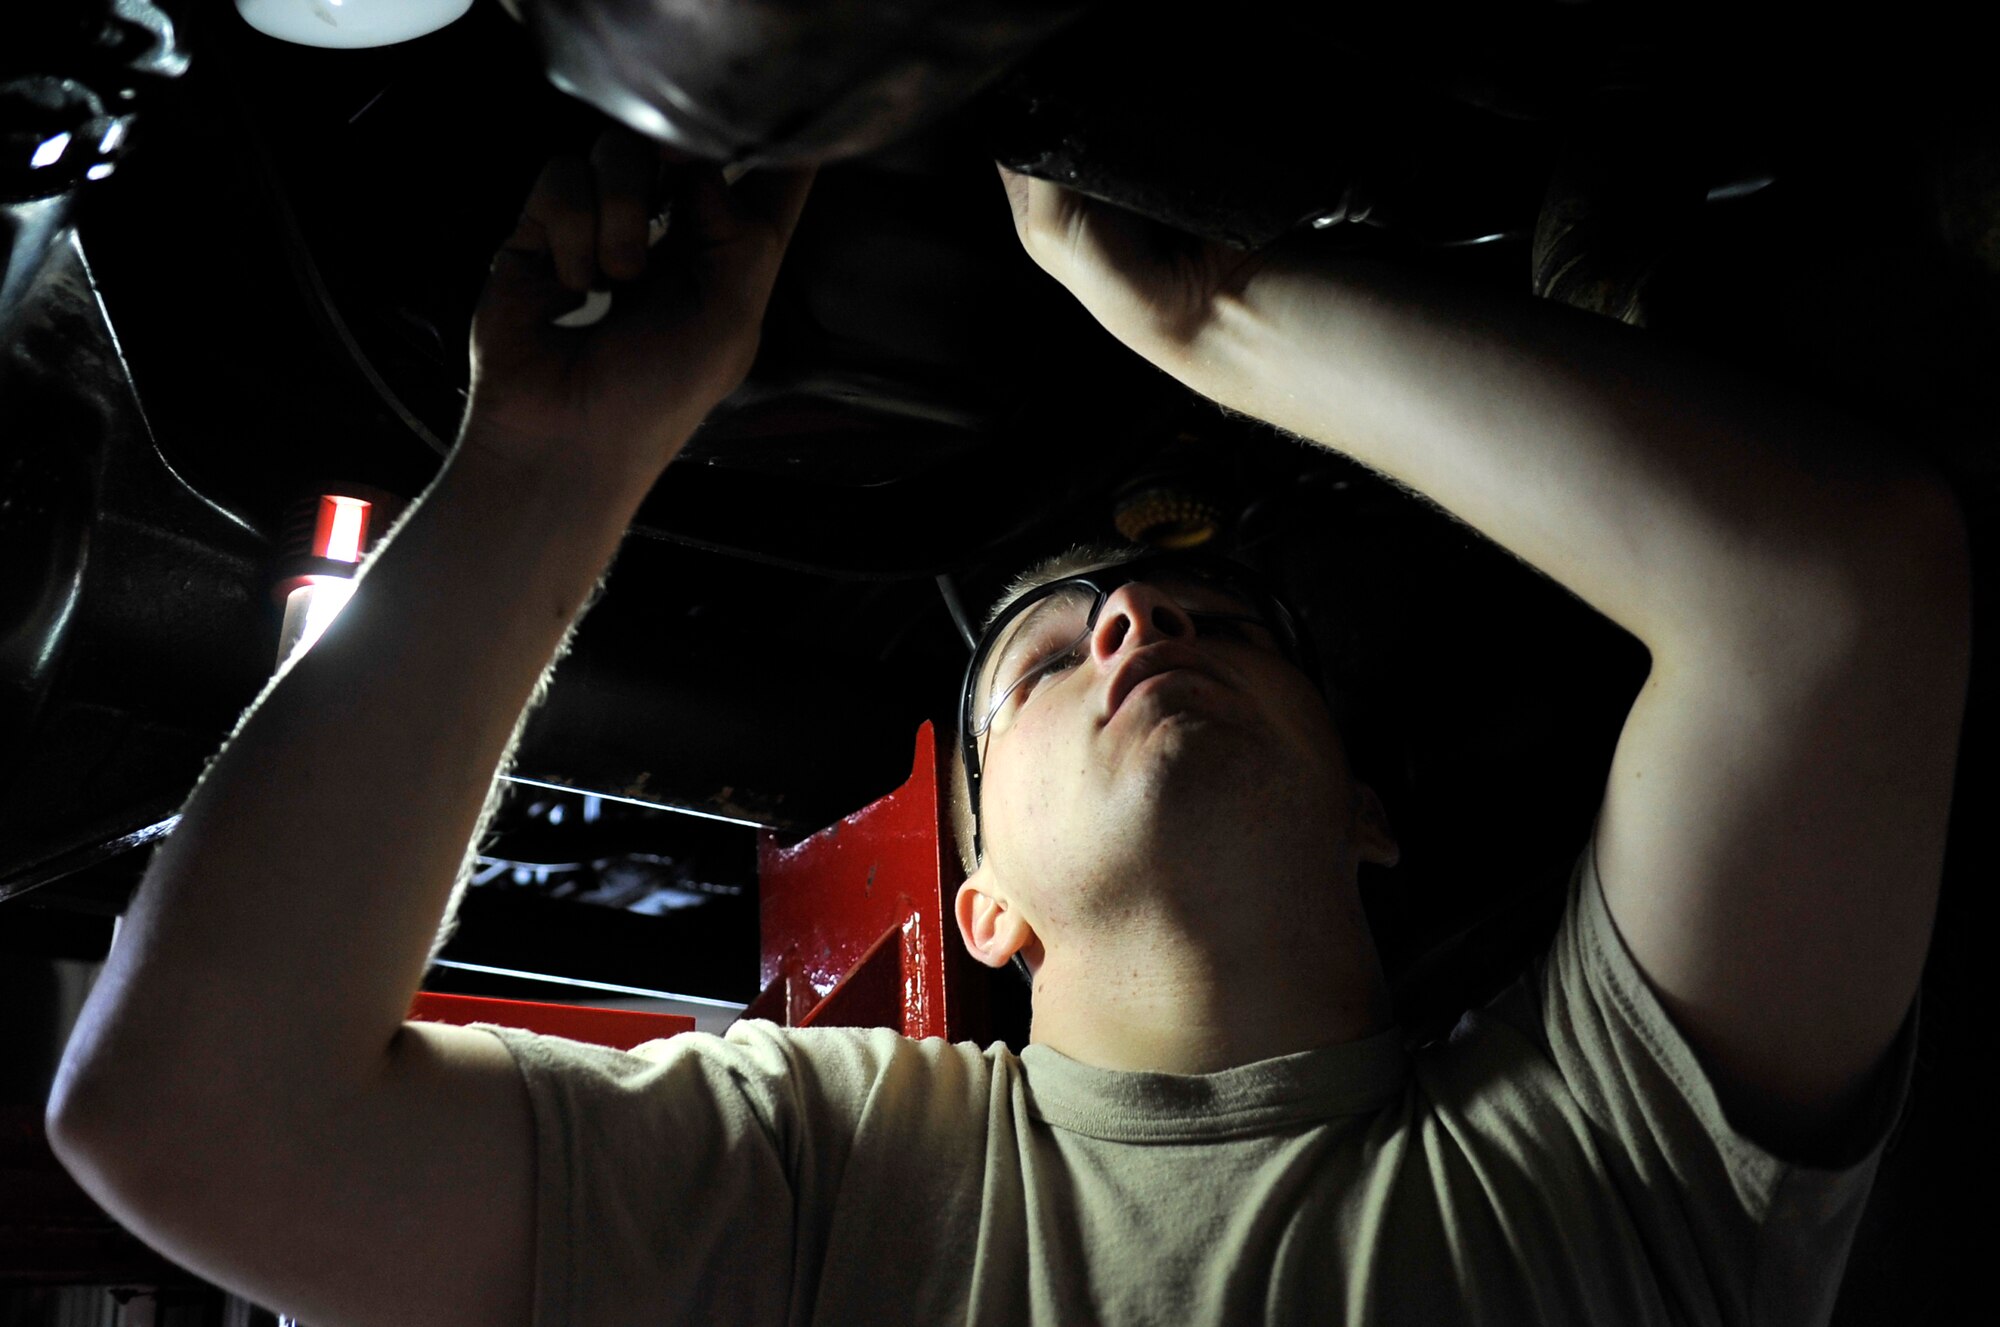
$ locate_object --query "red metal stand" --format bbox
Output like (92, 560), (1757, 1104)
(407, 721), (978, 1049)
(406, 992), (695, 1049)
(742, 721), (982, 1042)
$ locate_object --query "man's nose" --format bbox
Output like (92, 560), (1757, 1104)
(1090, 583), (1196, 662)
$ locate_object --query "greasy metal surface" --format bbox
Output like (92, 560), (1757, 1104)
(0, 198), (75, 346)
(0, 811), (178, 906)
(1, 0), (188, 203)
(751, 721), (977, 1040)
(522, 0), (1088, 165)
(977, 1), (1557, 250)
(0, 229), (270, 889)
(83, 8), (1195, 578)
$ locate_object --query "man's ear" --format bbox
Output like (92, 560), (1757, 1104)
(1355, 783), (1400, 868)
(954, 871), (1036, 970)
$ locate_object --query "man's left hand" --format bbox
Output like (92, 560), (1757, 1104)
(995, 162), (1271, 372)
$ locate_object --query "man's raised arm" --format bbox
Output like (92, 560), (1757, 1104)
(997, 165), (1958, 651)
(44, 134), (812, 1327)
(1001, 166), (1970, 1161)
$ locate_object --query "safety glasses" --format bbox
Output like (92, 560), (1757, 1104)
(957, 553), (1321, 859)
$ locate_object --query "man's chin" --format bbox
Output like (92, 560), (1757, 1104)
(1118, 708), (1290, 812)
(1129, 677), (1269, 741)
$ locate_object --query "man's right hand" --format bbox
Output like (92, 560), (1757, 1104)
(464, 127), (815, 477)
(45, 133), (819, 1327)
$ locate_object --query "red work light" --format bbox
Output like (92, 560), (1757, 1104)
(271, 487), (403, 665)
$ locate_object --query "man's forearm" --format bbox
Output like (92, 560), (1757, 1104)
(51, 433), (664, 1119)
(1177, 253), (1951, 652)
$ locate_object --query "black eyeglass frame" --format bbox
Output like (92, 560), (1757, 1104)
(956, 552), (1324, 862)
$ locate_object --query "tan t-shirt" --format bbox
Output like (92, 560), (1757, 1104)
(473, 840), (1917, 1326)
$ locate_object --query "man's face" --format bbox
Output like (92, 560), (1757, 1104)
(964, 562), (1356, 942)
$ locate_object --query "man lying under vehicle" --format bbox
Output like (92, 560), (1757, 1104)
(46, 121), (1968, 1326)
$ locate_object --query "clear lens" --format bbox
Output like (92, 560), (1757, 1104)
(973, 584), (1097, 735)
(970, 570), (1283, 738)
(961, 555), (1315, 858)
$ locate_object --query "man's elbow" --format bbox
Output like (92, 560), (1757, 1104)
(45, 1041), (190, 1191)
(45, 1073), (142, 1208)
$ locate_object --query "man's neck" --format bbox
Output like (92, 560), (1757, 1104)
(1023, 906), (1397, 1075)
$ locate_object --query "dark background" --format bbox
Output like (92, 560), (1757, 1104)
(4, 1), (1993, 1320)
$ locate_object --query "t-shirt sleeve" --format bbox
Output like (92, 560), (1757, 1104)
(1515, 834), (1920, 1327)
(467, 1017), (877, 1327)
